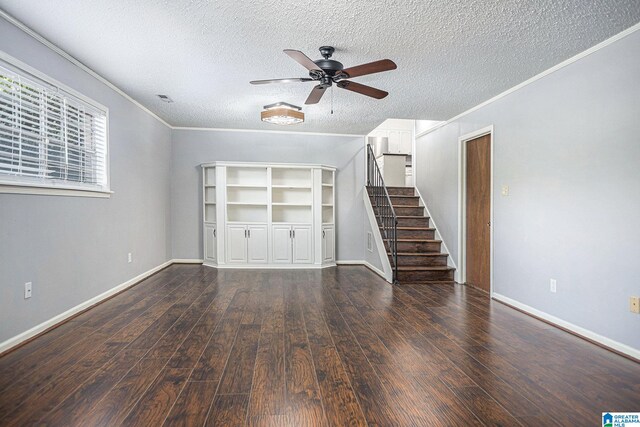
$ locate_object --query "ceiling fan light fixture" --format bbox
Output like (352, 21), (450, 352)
(261, 102), (304, 125)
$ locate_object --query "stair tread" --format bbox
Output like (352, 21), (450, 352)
(397, 266), (455, 271)
(397, 215), (429, 218)
(389, 195), (419, 198)
(391, 252), (448, 256)
(397, 239), (441, 242)
(392, 204), (423, 207)
(398, 281), (457, 285)
(396, 227), (435, 230)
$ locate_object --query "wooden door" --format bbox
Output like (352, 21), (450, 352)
(322, 226), (335, 263)
(205, 224), (216, 263)
(272, 225), (292, 263)
(292, 225), (312, 264)
(226, 225), (247, 263)
(466, 134), (491, 292)
(247, 225), (268, 263)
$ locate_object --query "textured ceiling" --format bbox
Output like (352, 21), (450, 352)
(1, 1), (639, 134)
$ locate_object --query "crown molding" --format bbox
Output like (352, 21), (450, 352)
(172, 126), (364, 138)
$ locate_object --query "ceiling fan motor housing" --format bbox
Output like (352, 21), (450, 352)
(312, 59), (344, 76)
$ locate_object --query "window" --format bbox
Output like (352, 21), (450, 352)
(0, 58), (108, 194)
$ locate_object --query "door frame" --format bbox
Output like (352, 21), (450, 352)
(457, 125), (494, 295)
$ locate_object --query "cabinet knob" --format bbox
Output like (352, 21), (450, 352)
(322, 230), (325, 238)
(213, 228), (216, 238)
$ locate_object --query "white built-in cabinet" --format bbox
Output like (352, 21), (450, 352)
(370, 129), (412, 155)
(201, 162), (335, 268)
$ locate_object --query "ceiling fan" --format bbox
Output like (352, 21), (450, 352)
(250, 46), (397, 105)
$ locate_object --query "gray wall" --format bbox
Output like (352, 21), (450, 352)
(415, 30), (640, 350)
(171, 129), (365, 262)
(0, 18), (172, 343)
(363, 214), (384, 273)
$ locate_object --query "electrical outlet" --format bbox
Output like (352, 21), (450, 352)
(24, 282), (32, 299)
(128, 253), (132, 263)
(631, 296), (639, 314)
(501, 185), (509, 196)
(550, 279), (557, 293)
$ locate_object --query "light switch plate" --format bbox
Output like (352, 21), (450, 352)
(550, 279), (557, 293)
(501, 185), (509, 196)
(631, 296), (639, 314)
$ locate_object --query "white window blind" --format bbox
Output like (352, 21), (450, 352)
(0, 61), (108, 192)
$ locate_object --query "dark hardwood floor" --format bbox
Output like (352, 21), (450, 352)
(0, 265), (638, 426)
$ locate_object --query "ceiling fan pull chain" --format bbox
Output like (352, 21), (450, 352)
(331, 85), (334, 115)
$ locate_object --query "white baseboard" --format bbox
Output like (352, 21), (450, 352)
(173, 258), (204, 264)
(214, 263), (335, 269)
(492, 293), (640, 361)
(336, 260), (387, 280)
(0, 259), (177, 354)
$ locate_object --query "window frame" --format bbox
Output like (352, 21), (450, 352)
(0, 51), (111, 198)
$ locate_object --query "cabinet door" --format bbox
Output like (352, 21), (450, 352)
(400, 130), (412, 154)
(272, 225), (292, 264)
(226, 225), (247, 263)
(322, 226), (335, 263)
(247, 225), (268, 263)
(387, 130), (401, 154)
(292, 226), (312, 264)
(205, 224), (217, 263)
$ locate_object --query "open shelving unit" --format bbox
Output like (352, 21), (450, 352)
(321, 169), (335, 225)
(271, 167), (313, 224)
(204, 167), (216, 223)
(201, 162), (335, 268)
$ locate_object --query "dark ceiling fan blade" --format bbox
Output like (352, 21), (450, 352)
(284, 49), (323, 72)
(337, 81), (388, 99)
(339, 59), (397, 79)
(305, 85), (327, 104)
(250, 78), (313, 85)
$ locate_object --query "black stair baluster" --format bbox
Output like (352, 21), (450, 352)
(366, 144), (398, 284)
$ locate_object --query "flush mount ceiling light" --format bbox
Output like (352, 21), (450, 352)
(261, 102), (304, 125)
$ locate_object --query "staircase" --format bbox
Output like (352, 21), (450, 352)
(369, 186), (455, 284)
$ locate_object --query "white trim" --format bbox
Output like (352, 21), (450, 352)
(413, 187), (458, 271)
(0, 259), (175, 354)
(173, 126), (364, 138)
(214, 263), (335, 270)
(362, 190), (393, 283)
(172, 259), (204, 264)
(415, 22), (640, 140)
(0, 184), (113, 198)
(336, 260), (387, 280)
(0, 51), (109, 113)
(0, 11), (172, 129)
(492, 293), (640, 361)
(458, 126), (494, 293)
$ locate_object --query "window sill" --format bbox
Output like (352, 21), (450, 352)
(0, 183), (113, 198)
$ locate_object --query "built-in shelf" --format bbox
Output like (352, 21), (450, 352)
(226, 184), (268, 188)
(271, 185), (311, 189)
(227, 202), (268, 206)
(202, 162), (335, 268)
